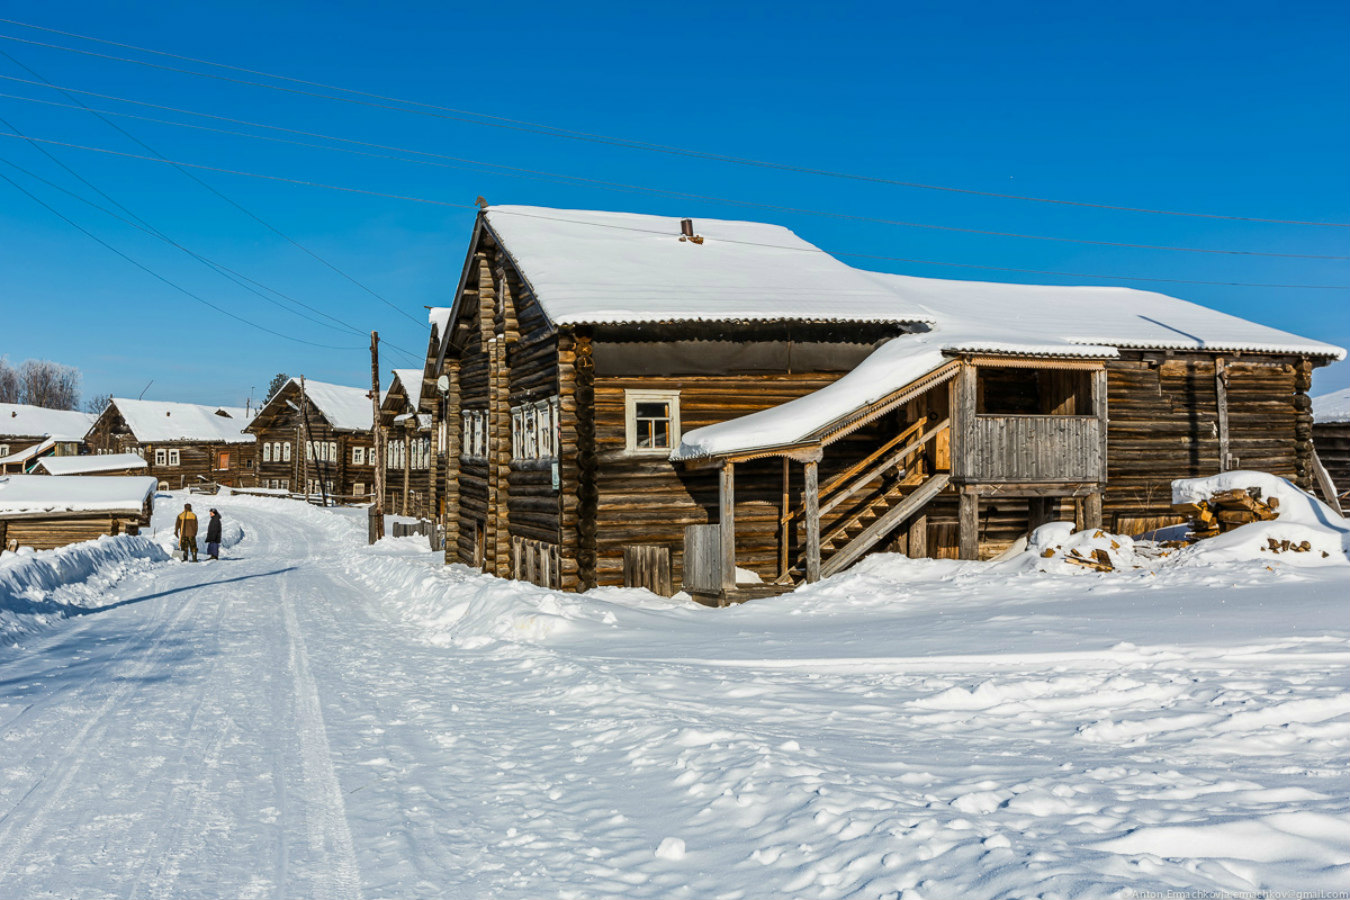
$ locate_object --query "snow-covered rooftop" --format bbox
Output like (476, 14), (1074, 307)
(483, 206), (936, 326)
(36, 453), (148, 476)
(112, 399), (254, 444)
(0, 474), (157, 515)
(0, 403), (96, 441)
(285, 379), (372, 432)
(1313, 387), (1350, 424)
(0, 437), (56, 468)
(428, 306), (453, 338)
(391, 369), (424, 411)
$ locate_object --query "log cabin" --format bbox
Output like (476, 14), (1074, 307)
(425, 205), (1345, 603)
(379, 368), (434, 518)
(0, 403), (95, 474)
(1312, 387), (1349, 511)
(244, 378), (375, 502)
(0, 474), (156, 552)
(85, 399), (256, 490)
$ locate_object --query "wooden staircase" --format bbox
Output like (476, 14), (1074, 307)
(820, 471), (950, 577)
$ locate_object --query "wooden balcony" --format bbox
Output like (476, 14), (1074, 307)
(958, 414), (1104, 483)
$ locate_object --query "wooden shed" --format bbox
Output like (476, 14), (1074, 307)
(0, 474), (156, 552)
(1312, 386), (1350, 511)
(423, 205), (1344, 602)
(35, 453), (149, 477)
(0, 403), (95, 474)
(245, 378), (375, 503)
(85, 399), (256, 490)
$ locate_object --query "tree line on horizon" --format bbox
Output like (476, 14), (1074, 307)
(0, 356), (109, 414)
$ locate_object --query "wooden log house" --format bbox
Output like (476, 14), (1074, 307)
(0, 403), (95, 474)
(0, 474), (156, 552)
(86, 399), (256, 490)
(378, 368), (433, 517)
(424, 206), (1345, 602)
(1312, 387), (1350, 512)
(244, 378), (375, 502)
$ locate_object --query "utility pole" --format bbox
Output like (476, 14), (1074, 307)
(300, 375), (311, 502)
(369, 331), (385, 543)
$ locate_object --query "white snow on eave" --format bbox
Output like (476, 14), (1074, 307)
(284, 379), (373, 432)
(391, 369), (424, 410)
(483, 206), (934, 326)
(0, 474), (156, 514)
(428, 306), (453, 339)
(112, 399), (255, 444)
(1313, 387), (1350, 423)
(0, 403), (96, 442)
(36, 453), (148, 475)
(0, 437), (57, 467)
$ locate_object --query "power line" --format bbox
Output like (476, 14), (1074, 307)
(0, 45), (426, 330)
(3, 129), (1343, 292)
(2, 79), (1345, 262)
(1, 19), (1346, 230)
(0, 168), (365, 349)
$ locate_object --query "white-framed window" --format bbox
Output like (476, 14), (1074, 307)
(328, 441), (337, 462)
(282, 442), (291, 462)
(461, 410), (487, 460)
(624, 390), (680, 453)
(154, 448), (167, 466)
(353, 446), (365, 465)
(167, 449), (181, 466)
(509, 396), (561, 461)
(0, 444), (9, 457)
(262, 443), (272, 463)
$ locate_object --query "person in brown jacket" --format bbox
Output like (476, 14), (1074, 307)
(174, 503), (199, 562)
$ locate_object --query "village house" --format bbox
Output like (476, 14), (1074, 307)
(245, 378), (375, 501)
(0, 403), (96, 474)
(0, 474), (156, 552)
(86, 399), (256, 490)
(378, 368), (434, 517)
(421, 205), (1344, 603)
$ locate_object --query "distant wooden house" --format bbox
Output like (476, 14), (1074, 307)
(0, 403), (95, 474)
(0, 474), (156, 552)
(244, 378), (375, 501)
(36, 452), (149, 477)
(85, 399), (256, 490)
(1312, 387), (1350, 511)
(379, 368), (433, 517)
(423, 206), (1344, 602)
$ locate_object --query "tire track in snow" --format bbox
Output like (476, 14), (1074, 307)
(0, 584), (207, 878)
(280, 575), (364, 900)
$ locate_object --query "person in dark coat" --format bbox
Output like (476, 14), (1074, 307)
(174, 503), (199, 562)
(204, 508), (223, 560)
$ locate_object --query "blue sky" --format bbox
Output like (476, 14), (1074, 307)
(1, 0), (1347, 405)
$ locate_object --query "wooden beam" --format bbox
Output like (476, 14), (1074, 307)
(804, 459), (821, 583)
(952, 362), (977, 482)
(958, 487), (979, 560)
(719, 461), (737, 592)
(779, 457), (790, 579)
(1215, 356), (1231, 472)
(906, 513), (927, 559)
(1083, 490), (1103, 531)
(1094, 367), (1109, 485)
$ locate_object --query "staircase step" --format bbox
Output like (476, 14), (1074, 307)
(821, 473), (951, 578)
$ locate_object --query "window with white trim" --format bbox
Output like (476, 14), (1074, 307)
(624, 390), (680, 453)
(0, 444), (8, 458)
(510, 396), (560, 460)
(262, 443), (272, 463)
(282, 442), (291, 462)
(352, 446), (365, 465)
(154, 448), (167, 466)
(461, 410), (487, 460)
(167, 449), (181, 466)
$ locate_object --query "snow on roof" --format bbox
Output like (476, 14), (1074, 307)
(1313, 387), (1350, 423)
(391, 369), (424, 410)
(0, 474), (157, 515)
(112, 399), (254, 444)
(483, 206), (936, 326)
(866, 271), (1346, 360)
(287, 379), (372, 431)
(36, 453), (148, 475)
(0, 403), (96, 441)
(429, 306), (453, 337)
(0, 437), (56, 468)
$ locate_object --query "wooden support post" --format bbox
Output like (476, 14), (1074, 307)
(368, 332), (385, 543)
(1215, 357), (1231, 472)
(1083, 491), (1104, 531)
(958, 487), (979, 560)
(779, 457), (790, 579)
(951, 361), (977, 482)
(1094, 367), (1109, 485)
(804, 458), (821, 583)
(906, 513), (927, 559)
(719, 460), (737, 592)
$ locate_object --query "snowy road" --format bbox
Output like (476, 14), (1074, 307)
(0, 494), (1347, 898)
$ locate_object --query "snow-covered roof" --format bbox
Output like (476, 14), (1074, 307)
(1313, 387), (1350, 424)
(482, 206), (936, 326)
(36, 453), (148, 476)
(0, 437), (56, 468)
(867, 271), (1345, 360)
(429, 306), (453, 338)
(0, 403), (96, 441)
(391, 369), (424, 410)
(111, 399), (254, 444)
(284, 379), (372, 431)
(0, 474), (157, 515)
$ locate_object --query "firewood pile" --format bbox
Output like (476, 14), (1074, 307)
(1172, 487), (1279, 539)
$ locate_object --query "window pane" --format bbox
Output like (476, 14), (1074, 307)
(635, 402), (668, 419)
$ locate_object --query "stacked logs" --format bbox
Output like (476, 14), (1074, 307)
(1173, 487), (1279, 539)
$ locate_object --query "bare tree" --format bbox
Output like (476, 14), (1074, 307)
(0, 357), (19, 404)
(84, 392), (113, 415)
(18, 359), (81, 410)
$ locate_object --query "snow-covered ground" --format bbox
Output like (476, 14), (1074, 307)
(0, 489), (1346, 898)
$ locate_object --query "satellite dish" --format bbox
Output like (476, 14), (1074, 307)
(436, 375), (450, 395)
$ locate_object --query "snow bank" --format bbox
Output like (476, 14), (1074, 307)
(0, 535), (169, 642)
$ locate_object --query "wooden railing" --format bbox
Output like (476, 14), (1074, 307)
(959, 415), (1101, 482)
(817, 416), (949, 518)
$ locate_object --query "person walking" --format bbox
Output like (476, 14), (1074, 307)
(205, 508), (223, 560)
(174, 502), (199, 562)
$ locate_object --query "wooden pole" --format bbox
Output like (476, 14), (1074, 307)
(1215, 357), (1231, 472)
(959, 487), (979, 560)
(719, 460), (736, 594)
(299, 375), (311, 502)
(804, 459), (821, 583)
(402, 423), (412, 516)
(778, 457), (790, 579)
(369, 332), (385, 543)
